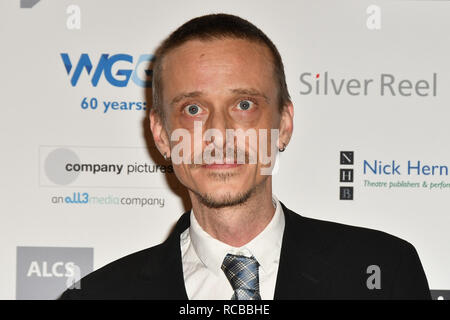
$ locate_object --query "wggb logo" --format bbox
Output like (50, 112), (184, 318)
(61, 53), (153, 87)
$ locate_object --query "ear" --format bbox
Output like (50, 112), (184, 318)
(278, 101), (294, 149)
(149, 109), (171, 158)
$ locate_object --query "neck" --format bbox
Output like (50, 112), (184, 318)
(189, 178), (275, 247)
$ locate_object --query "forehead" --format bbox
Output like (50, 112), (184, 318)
(160, 38), (276, 101)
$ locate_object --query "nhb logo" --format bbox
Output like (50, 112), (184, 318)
(340, 151), (354, 200)
(61, 53), (153, 87)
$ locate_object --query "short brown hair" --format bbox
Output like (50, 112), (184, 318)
(151, 13), (291, 120)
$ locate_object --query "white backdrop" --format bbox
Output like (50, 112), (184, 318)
(1, 0), (449, 299)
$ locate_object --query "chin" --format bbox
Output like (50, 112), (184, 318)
(193, 189), (254, 209)
(201, 182), (248, 197)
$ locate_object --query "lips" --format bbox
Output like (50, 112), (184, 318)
(201, 162), (243, 169)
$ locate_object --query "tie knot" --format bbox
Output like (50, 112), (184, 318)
(221, 253), (261, 300)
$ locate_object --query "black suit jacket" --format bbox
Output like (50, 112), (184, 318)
(59, 202), (431, 299)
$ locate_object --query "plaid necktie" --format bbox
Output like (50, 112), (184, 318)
(221, 253), (262, 300)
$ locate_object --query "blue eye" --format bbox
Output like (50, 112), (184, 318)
(184, 104), (201, 115)
(237, 100), (253, 111)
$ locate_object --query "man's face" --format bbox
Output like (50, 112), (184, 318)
(151, 38), (292, 208)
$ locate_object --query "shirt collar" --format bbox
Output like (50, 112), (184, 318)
(189, 194), (285, 276)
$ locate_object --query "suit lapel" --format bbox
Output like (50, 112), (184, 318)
(137, 211), (191, 299)
(274, 202), (331, 299)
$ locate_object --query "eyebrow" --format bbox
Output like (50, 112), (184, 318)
(230, 88), (270, 104)
(170, 91), (203, 106)
(169, 88), (270, 106)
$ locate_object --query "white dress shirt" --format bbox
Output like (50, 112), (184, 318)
(180, 194), (285, 300)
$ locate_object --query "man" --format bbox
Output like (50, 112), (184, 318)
(60, 13), (430, 300)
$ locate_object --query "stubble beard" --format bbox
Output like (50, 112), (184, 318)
(191, 172), (268, 209)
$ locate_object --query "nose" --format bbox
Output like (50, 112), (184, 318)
(204, 108), (228, 150)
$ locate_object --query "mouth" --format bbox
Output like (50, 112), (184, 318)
(201, 163), (243, 169)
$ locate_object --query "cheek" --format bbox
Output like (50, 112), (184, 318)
(171, 163), (194, 186)
(230, 107), (262, 128)
(178, 117), (207, 133)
